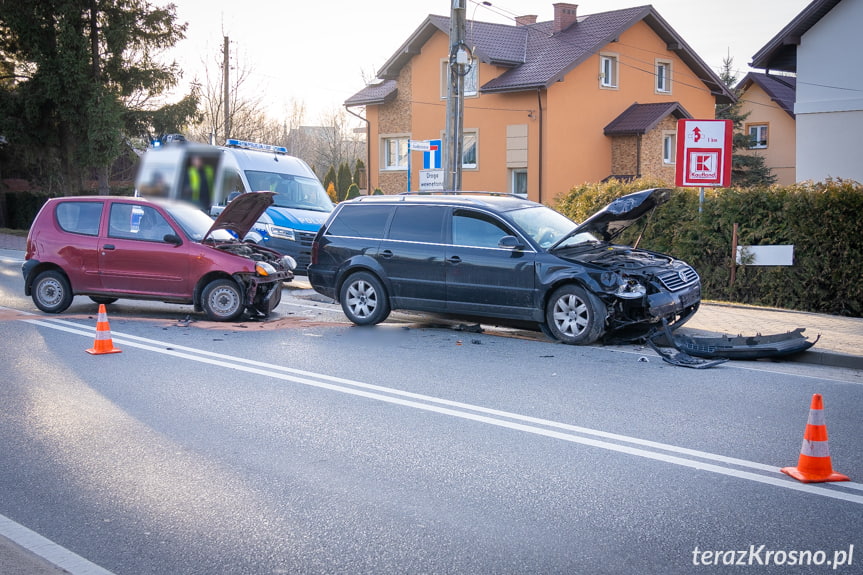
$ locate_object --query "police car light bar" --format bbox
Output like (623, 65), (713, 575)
(225, 139), (288, 154)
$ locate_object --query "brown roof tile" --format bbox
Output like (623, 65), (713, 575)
(603, 102), (691, 135)
(349, 5), (735, 105)
(737, 72), (796, 118)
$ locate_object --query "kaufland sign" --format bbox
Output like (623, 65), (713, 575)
(675, 119), (733, 187)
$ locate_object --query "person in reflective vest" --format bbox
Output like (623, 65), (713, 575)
(185, 155), (215, 210)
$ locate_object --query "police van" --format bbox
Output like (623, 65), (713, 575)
(135, 137), (334, 273)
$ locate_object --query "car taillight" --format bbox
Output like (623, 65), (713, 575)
(311, 240), (319, 264)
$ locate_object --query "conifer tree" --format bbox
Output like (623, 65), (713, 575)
(716, 57), (777, 188)
(353, 159), (365, 190)
(0, 0), (197, 195)
(323, 165), (337, 195)
(337, 162), (352, 201)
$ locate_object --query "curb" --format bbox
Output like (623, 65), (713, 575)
(789, 349), (863, 371)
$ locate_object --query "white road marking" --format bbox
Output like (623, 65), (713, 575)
(17, 314), (863, 506)
(0, 512), (117, 575)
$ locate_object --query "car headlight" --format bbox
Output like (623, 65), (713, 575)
(615, 277), (647, 299)
(255, 261), (277, 276)
(281, 255), (297, 271)
(265, 224), (296, 242)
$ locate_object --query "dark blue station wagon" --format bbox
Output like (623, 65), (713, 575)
(308, 189), (700, 344)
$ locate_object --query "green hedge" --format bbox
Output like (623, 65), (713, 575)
(1, 185), (136, 230)
(554, 178), (863, 317)
(2, 191), (53, 230)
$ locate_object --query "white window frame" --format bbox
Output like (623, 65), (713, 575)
(462, 130), (478, 169)
(599, 53), (619, 89)
(655, 60), (672, 94)
(510, 169), (528, 196)
(440, 59), (479, 99)
(381, 135), (409, 170)
(748, 124), (768, 149)
(662, 132), (676, 164)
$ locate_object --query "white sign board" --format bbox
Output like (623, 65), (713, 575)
(409, 139), (432, 152)
(736, 245), (795, 266)
(419, 170), (445, 191)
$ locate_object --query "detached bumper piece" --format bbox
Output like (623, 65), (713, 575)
(672, 327), (819, 360)
(648, 324), (820, 368)
(647, 320), (728, 369)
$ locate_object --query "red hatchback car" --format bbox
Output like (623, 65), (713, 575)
(22, 192), (296, 321)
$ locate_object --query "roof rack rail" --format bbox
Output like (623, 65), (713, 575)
(397, 190), (521, 197)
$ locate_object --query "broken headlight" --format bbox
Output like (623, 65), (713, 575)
(615, 276), (646, 299)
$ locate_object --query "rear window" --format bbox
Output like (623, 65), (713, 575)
(326, 204), (392, 239)
(55, 201), (103, 236)
(387, 206), (446, 244)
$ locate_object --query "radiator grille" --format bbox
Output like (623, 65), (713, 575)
(658, 267), (699, 291)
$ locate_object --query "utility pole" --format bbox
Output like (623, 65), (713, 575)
(223, 36), (230, 140)
(443, 0), (468, 191)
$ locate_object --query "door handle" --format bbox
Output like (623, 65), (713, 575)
(448, 255), (462, 264)
(381, 249), (393, 258)
(102, 244), (115, 250)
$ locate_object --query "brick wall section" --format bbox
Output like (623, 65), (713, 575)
(378, 62), (413, 194)
(641, 115), (677, 184)
(608, 115), (677, 184)
(610, 135), (638, 176)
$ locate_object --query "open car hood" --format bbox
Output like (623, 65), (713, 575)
(204, 191), (274, 241)
(554, 188), (673, 246)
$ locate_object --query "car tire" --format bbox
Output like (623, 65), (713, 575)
(545, 284), (606, 345)
(31, 270), (73, 314)
(89, 296), (118, 305)
(202, 278), (245, 321)
(339, 271), (390, 326)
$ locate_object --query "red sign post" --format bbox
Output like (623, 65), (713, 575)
(675, 119), (733, 188)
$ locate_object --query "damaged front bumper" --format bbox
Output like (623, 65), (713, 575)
(647, 282), (701, 320)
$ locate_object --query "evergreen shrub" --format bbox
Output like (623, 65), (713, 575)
(554, 178), (863, 317)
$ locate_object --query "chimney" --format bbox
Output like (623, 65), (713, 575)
(516, 15), (538, 26)
(553, 3), (578, 34)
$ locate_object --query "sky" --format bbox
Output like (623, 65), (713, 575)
(159, 0), (812, 125)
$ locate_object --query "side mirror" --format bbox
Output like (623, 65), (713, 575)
(498, 235), (524, 250)
(163, 234), (183, 246)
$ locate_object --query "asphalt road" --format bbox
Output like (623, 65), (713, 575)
(1, 251), (862, 574)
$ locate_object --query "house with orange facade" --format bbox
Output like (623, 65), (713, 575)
(735, 72), (797, 185)
(345, 3), (735, 205)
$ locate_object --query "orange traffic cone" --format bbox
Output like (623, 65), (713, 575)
(85, 304), (122, 355)
(781, 394), (849, 483)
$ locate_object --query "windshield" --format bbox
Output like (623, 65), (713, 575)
(163, 201), (233, 242)
(552, 230), (601, 249)
(507, 205), (596, 249)
(245, 171), (333, 212)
